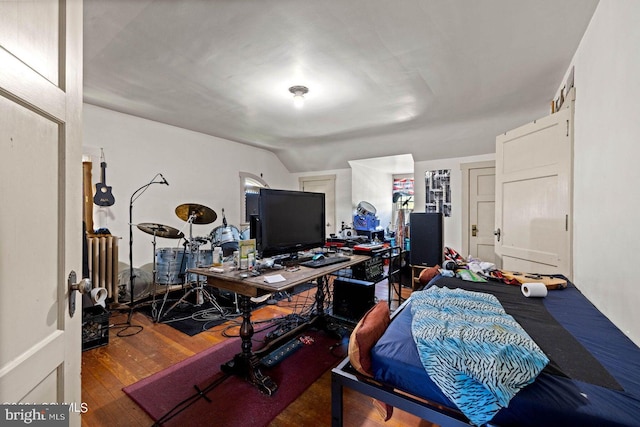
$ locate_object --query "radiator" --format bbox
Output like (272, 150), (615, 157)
(87, 235), (120, 303)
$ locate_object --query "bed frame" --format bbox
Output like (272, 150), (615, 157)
(331, 357), (473, 427)
(331, 296), (473, 426)
(330, 276), (640, 427)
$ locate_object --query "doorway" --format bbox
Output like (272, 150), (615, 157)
(461, 161), (496, 262)
(299, 175), (337, 237)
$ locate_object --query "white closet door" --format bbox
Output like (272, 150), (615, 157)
(0, 1), (84, 423)
(495, 91), (573, 278)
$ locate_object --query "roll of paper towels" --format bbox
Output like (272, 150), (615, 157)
(90, 287), (108, 307)
(521, 282), (548, 298)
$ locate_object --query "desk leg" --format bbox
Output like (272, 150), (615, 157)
(221, 294), (278, 395)
(315, 275), (327, 317)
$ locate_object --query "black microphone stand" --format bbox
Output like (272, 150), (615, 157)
(126, 174), (168, 325)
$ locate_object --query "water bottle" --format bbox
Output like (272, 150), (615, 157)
(213, 247), (222, 266)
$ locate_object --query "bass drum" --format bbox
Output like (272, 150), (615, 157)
(155, 248), (189, 285)
(209, 225), (240, 256)
(118, 268), (153, 302)
(187, 249), (213, 282)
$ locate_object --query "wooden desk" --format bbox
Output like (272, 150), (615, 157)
(189, 254), (368, 395)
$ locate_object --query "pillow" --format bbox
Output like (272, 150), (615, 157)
(348, 300), (390, 376)
(418, 264), (441, 285)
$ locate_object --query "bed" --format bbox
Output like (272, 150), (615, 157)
(331, 274), (640, 426)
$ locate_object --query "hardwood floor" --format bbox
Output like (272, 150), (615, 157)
(81, 281), (431, 426)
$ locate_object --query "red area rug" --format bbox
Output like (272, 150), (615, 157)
(123, 329), (345, 426)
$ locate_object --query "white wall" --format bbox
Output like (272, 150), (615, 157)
(300, 153), (495, 251)
(297, 153), (496, 250)
(414, 154), (496, 253)
(559, 0), (640, 344)
(83, 104), (294, 268)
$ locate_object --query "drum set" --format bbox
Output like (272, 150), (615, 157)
(136, 203), (244, 321)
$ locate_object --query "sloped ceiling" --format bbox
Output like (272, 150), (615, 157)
(84, 0), (599, 172)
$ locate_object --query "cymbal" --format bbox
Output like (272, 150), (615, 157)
(175, 203), (217, 224)
(137, 223), (184, 239)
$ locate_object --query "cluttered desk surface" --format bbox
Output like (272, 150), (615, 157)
(188, 254), (369, 298)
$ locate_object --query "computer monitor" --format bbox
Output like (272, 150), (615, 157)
(251, 188), (325, 258)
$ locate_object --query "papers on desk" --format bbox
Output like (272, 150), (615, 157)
(263, 274), (286, 284)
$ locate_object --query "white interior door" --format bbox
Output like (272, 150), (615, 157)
(470, 166), (496, 263)
(495, 91), (573, 277)
(0, 1), (83, 423)
(299, 175), (336, 237)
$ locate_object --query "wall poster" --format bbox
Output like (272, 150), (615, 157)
(425, 169), (451, 217)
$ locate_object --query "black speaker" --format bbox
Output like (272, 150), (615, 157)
(409, 212), (444, 267)
(245, 193), (260, 222)
(332, 277), (375, 323)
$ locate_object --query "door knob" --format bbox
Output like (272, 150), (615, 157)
(68, 270), (92, 317)
(494, 228), (501, 242)
(471, 224), (478, 237)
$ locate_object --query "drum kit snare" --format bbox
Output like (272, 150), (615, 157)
(136, 203), (242, 321)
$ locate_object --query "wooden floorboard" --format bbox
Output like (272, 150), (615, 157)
(81, 280), (425, 426)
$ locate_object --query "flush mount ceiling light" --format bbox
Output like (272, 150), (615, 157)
(289, 85), (309, 108)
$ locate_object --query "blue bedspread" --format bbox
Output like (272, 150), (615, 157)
(371, 277), (640, 426)
(410, 287), (549, 426)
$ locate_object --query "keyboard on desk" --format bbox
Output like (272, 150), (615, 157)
(299, 255), (351, 268)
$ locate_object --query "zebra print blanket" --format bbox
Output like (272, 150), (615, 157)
(411, 286), (549, 426)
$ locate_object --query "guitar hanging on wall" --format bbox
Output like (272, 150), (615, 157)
(93, 148), (115, 206)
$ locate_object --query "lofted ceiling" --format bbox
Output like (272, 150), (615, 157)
(84, 0), (599, 173)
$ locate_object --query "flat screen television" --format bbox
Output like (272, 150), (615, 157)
(251, 188), (326, 258)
